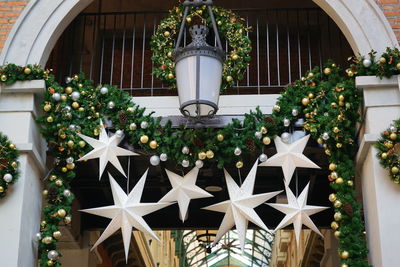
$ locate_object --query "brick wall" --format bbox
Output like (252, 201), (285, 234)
(0, 1), (399, 54)
(376, 0), (400, 41)
(0, 1), (27, 52)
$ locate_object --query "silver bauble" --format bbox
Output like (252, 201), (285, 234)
(65, 77), (72, 84)
(66, 157), (74, 164)
(68, 124), (76, 131)
(292, 109), (299, 116)
(115, 130), (123, 138)
(390, 125), (397, 132)
(107, 101), (115, 109)
(52, 93), (61, 101)
(100, 87), (109, 94)
(47, 250), (59, 260)
(283, 118), (290, 127)
(363, 58), (372, 68)
(259, 153), (268, 162)
(160, 153), (168, 161)
(234, 147), (242, 156)
(3, 173), (12, 183)
(150, 155), (160, 166)
(273, 105), (280, 112)
(63, 189), (71, 197)
(71, 91), (80, 101)
(281, 132), (291, 143)
(140, 121), (148, 129)
(195, 160), (204, 169)
(181, 160), (190, 168)
(35, 232), (42, 241)
(254, 131), (262, 139)
(182, 146), (190, 154)
(322, 132), (330, 140)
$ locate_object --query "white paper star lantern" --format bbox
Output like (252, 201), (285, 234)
(81, 172), (173, 262)
(77, 120), (138, 179)
(267, 183), (329, 247)
(203, 160), (282, 251)
(259, 134), (320, 185)
(159, 167), (213, 222)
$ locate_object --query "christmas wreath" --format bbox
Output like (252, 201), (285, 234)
(375, 119), (400, 183)
(151, 4), (252, 90)
(0, 132), (19, 198)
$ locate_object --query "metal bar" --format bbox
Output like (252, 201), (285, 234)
(246, 15), (250, 87)
(110, 14), (117, 85)
(99, 14), (106, 84)
(317, 10), (323, 71)
(175, 7), (189, 50)
(297, 10), (302, 79)
(287, 10), (291, 84)
(130, 14), (136, 91)
(151, 15), (157, 95)
(266, 13), (270, 86)
(68, 18), (78, 76)
(89, 14), (98, 80)
(256, 18), (260, 94)
(276, 11), (280, 86)
(141, 14), (146, 89)
(79, 16), (86, 72)
(120, 14), (127, 89)
(307, 10), (312, 70)
(207, 5), (223, 49)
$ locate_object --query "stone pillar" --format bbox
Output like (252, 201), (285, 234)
(356, 76), (400, 267)
(0, 81), (46, 267)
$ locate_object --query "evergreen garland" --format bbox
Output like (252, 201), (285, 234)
(375, 119), (400, 183)
(150, 4), (252, 90)
(0, 132), (19, 199)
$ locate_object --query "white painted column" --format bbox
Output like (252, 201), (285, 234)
(0, 81), (47, 267)
(356, 76), (400, 267)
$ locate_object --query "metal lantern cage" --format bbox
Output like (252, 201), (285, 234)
(174, 0), (225, 118)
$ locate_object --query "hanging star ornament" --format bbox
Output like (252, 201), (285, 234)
(202, 160), (282, 251)
(77, 120), (138, 179)
(159, 168), (213, 222)
(267, 183), (329, 247)
(80, 172), (173, 262)
(259, 134), (320, 185)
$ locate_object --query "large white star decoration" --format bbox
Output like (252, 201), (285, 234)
(159, 168), (213, 222)
(80, 172), (173, 261)
(267, 183), (329, 247)
(202, 160), (282, 251)
(77, 120), (138, 179)
(259, 134), (320, 185)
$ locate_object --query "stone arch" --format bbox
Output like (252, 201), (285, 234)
(0, 0), (398, 66)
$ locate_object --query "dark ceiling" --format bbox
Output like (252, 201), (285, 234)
(72, 137), (333, 232)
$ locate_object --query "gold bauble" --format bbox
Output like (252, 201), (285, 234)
(198, 152), (207, 160)
(78, 83), (83, 88)
(42, 189), (48, 196)
(379, 57), (386, 64)
(196, 9), (203, 15)
(167, 51), (173, 58)
(263, 137), (271, 145)
(323, 67), (331, 75)
(397, 62), (400, 70)
(0, 186), (4, 193)
(168, 73), (174, 79)
(338, 101), (345, 106)
(47, 260), (55, 266)
(73, 74), (79, 80)
(57, 209), (67, 218)
(391, 166), (399, 174)
(340, 251), (349, 259)
(236, 161), (244, 169)
(140, 135), (149, 144)
(65, 87), (73, 94)
(260, 126), (268, 134)
(72, 102), (80, 109)
(1, 74), (7, 81)
(61, 95), (67, 101)
(129, 123), (137, 131)
(307, 72), (314, 78)
(333, 127), (340, 133)
(11, 161), (17, 168)
(50, 175), (57, 181)
(164, 31), (170, 37)
(24, 67), (32, 75)
(385, 141), (394, 148)
(44, 104), (52, 112)
(47, 116), (54, 123)
(66, 163), (75, 170)
(338, 95), (345, 101)
(93, 129), (99, 136)
(381, 152), (388, 159)
(329, 163), (337, 171)
(347, 180), (354, 186)
(53, 231), (62, 239)
(149, 140), (158, 149)
(390, 133), (397, 140)
(9, 143), (16, 149)
(334, 200), (342, 208)
(331, 221), (339, 230)
(336, 143), (342, 148)
(79, 107), (85, 112)
(331, 172), (338, 179)
(61, 167), (68, 173)
(40, 220), (47, 227)
(329, 193), (337, 202)
(55, 179), (63, 186)
(341, 264), (348, 267)
(232, 54), (239, 60)
(334, 230), (341, 238)
(226, 76), (233, 82)
(217, 134), (224, 142)
(334, 212), (342, 221)
(42, 236), (53, 244)
(331, 102), (338, 108)
(79, 140), (86, 148)
(127, 107), (135, 113)
(335, 177), (344, 184)
(325, 149), (331, 156)
(317, 138), (323, 144)
(59, 133), (66, 139)
(301, 97), (310, 106)
(206, 150), (214, 159)
(67, 140), (74, 148)
(217, 20), (222, 25)
(308, 93), (314, 99)
(186, 17), (192, 23)
(64, 216), (72, 224)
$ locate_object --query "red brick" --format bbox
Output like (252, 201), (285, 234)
(6, 1), (28, 6)
(0, 6), (12, 11)
(378, 0), (399, 3)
